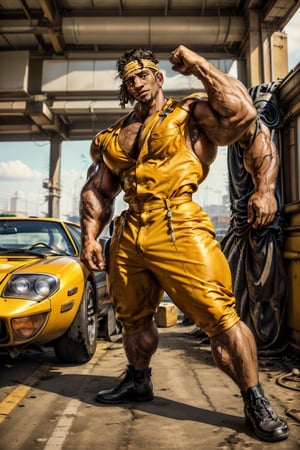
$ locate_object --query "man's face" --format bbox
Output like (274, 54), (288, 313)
(123, 68), (162, 104)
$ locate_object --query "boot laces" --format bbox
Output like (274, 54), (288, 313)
(252, 397), (277, 421)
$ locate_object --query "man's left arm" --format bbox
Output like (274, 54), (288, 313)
(241, 120), (279, 229)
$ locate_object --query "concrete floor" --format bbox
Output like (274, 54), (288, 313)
(0, 323), (299, 450)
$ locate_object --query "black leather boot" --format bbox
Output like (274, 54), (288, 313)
(95, 365), (154, 404)
(241, 383), (289, 442)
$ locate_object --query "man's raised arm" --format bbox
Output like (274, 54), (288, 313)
(169, 45), (257, 146)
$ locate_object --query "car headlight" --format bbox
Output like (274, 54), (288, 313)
(3, 274), (59, 301)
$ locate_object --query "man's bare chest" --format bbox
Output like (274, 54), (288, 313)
(118, 110), (159, 159)
(118, 121), (142, 158)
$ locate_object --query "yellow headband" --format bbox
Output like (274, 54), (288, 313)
(122, 59), (159, 79)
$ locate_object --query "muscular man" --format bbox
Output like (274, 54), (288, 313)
(80, 46), (289, 442)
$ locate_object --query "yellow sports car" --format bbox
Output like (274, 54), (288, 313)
(0, 216), (119, 363)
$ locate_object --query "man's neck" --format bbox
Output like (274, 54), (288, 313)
(136, 95), (167, 119)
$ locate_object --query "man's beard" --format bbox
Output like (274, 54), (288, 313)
(139, 94), (154, 105)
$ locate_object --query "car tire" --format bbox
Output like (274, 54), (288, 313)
(53, 280), (97, 363)
(106, 303), (122, 342)
(98, 302), (122, 342)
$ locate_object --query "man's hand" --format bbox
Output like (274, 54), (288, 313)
(169, 45), (199, 76)
(80, 240), (105, 271)
(247, 191), (277, 229)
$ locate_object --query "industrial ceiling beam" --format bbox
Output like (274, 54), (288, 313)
(39, 0), (64, 53)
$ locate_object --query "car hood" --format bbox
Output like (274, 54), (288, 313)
(0, 255), (77, 283)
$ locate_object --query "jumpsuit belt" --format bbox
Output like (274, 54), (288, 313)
(128, 193), (192, 213)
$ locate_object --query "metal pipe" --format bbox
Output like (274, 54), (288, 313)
(62, 16), (246, 47)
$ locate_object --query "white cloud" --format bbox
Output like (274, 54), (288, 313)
(0, 160), (42, 181)
(60, 168), (85, 193)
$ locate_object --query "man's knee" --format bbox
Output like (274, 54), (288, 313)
(121, 315), (154, 335)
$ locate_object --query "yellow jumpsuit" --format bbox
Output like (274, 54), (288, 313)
(93, 96), (240, 336)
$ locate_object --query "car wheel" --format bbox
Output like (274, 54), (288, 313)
(98, 303), (122, 342)
(53, 280), (97, 363)
(106, 303), (122, 342)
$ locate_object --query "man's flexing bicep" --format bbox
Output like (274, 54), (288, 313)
(170, 45), (257, 146)
(192, 92), (257, 147)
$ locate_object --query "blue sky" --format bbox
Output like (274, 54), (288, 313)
(0, 141), (91, 217)
(0, 9), (299, 219)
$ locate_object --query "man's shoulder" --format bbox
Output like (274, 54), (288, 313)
(93, 112), (132, 144)
(175, 92), (208, 110)
(181, 92), (208, 102)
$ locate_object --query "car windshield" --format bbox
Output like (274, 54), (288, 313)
(0, 219), (77, 255)
(65, 223), (81, 250)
